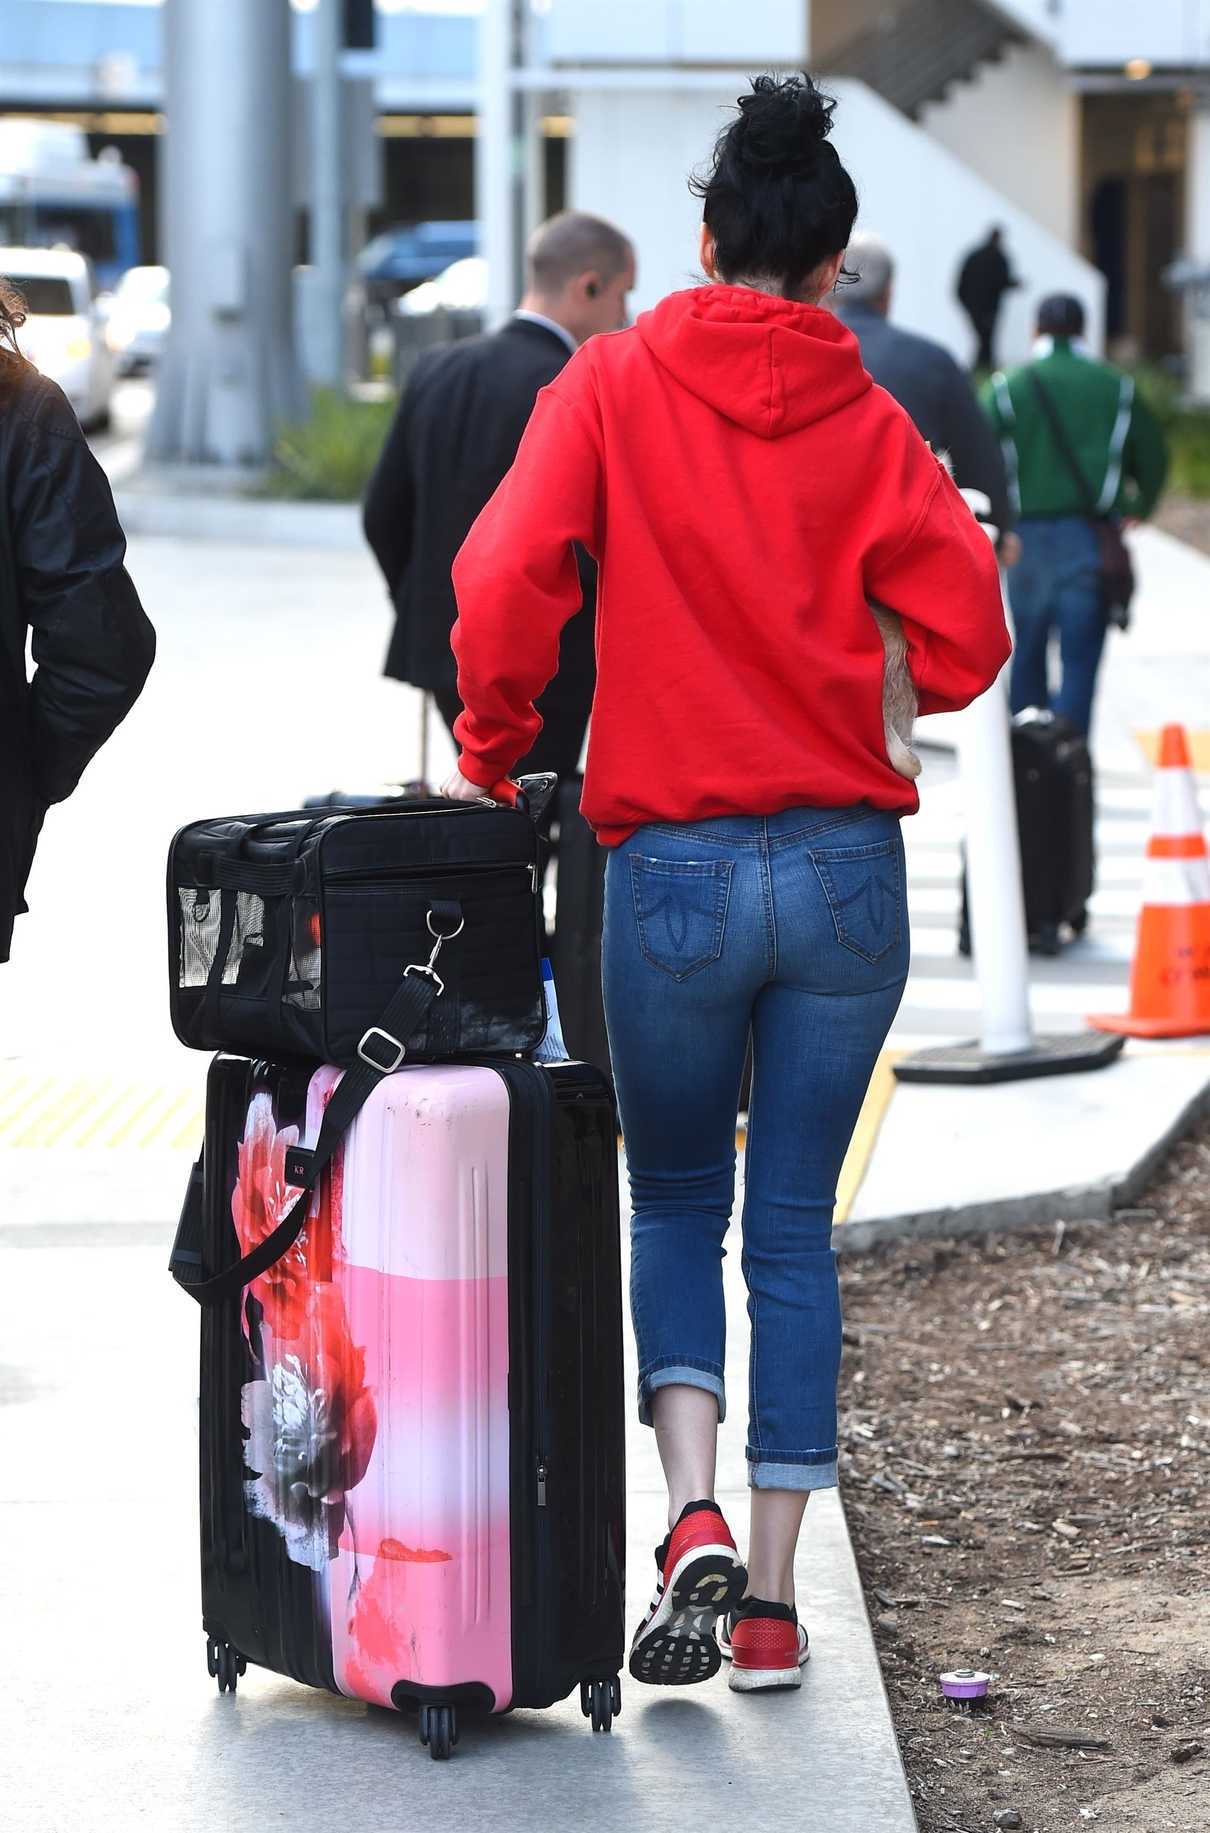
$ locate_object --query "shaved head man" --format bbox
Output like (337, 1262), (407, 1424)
(365, 210), (635, 785)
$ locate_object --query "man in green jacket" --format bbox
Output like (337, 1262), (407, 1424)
(981, 293), (1168, 736)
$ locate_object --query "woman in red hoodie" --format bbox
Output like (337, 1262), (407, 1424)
(445, 75), (1010, 1694)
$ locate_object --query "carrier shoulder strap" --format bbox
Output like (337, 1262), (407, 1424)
(1028, 368), (1133, 519)
(169, 900), (462, 1308)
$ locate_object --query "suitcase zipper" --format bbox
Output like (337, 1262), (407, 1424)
(536, 1459), (548, 1508)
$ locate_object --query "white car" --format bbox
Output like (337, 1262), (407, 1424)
(399, 256), (488, 317)
(0, 246), (113, 429)
(105, 264), (170, 375)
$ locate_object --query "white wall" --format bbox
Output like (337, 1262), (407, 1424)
(831, 78), (1103, 364)
(543, 0), (805, 66)
(567, 75), (1105, 366)
(1057, 0), (1210, 68)
(982, 0), (1061, 48)
(919, 41), (1078, 246)
(569, 86), (730, 313)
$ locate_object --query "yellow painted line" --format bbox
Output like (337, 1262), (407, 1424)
(834, 1050), (901, 1227)
(35, 1080), (119, 1150)
(0, 1071), (205, 1150)
(169, 1111), (207, 1152)
(104, 1085), (179, 1148)
(72, 1081), (144, 1149)
(0, 1075), (57, 1138)
(1136, 728), (1210, 773)
(136, 1086), (200, 1148)
(734, 1049), (900, 1226)
(12, 1079), (93, 1148)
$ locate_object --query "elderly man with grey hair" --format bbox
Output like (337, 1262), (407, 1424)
(837, 232), (1015, 555)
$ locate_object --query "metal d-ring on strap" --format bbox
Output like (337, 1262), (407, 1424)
(404, 906), (468, 1000)
(362, 904), (467, 1070)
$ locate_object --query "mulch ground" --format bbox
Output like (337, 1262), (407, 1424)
(836, 1112), (1210, 1833)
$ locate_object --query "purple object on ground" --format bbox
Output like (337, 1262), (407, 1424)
(940, 1668), (991, 1704)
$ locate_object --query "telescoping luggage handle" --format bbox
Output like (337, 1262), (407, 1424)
(169, 899), (465, 1307)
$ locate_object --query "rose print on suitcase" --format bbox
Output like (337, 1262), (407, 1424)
(232, 1085), (377, 1570)
(228, 1066), (514, 1713)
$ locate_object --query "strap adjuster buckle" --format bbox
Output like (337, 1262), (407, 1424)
(357, 1026), (407, 1074)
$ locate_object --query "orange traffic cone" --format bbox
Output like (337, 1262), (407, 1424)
(1092, 724), (1210, 1038)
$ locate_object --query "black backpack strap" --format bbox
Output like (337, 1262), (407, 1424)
(1027, 371), (1098, 517)
(170, 899), (464, 1307)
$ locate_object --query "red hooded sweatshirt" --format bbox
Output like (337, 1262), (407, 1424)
(451, 285), (1010, 844)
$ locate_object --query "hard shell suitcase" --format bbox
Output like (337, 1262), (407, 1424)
(193, 1052), (625, 1758)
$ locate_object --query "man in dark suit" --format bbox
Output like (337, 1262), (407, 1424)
(364, 210), (634, 782)
(837, 232), (1017, 559)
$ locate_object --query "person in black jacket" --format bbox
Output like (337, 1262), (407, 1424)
(837, 232), (1018, 561)
(956, 225), (1020, 373)
(364, 211), (634, 781)
(0, 279), (155, 965)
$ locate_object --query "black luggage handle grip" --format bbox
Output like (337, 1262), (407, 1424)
(194, 853), (304, 896)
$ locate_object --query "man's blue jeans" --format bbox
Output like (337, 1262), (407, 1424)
(602, 805), (908, 1491)
(1007, 516), (1105, 736)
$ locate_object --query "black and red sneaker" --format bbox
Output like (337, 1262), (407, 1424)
(629, 1499), (748, 1686)
(718, 1597), (810, 1691)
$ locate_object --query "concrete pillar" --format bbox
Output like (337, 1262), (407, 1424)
(148, 0), (306, 468)
(477, 0), (520, 331)
(1185, 103), (1210, 405)
(309, 0), (345, 388)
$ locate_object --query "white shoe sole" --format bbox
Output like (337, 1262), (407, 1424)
(728, 1651), (810, 1692)
(629, 1543), (748, 1687)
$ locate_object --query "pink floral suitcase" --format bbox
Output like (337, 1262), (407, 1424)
(193, 1053), (625, 1759)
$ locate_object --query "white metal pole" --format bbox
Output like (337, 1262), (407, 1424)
(478, 0), (516, 331)
(957, 571), (1034, 1056)
(310, 0), (346, 388)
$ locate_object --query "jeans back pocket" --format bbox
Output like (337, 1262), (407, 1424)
(629, 855), (733, 981)
(809, 837), (902, 964)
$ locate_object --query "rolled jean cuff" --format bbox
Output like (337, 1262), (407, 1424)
(747, 1450), (839, 1493)
(637, 1358), (726, 1428)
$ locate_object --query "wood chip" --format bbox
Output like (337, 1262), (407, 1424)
(1015, 1726), (1114, 1752)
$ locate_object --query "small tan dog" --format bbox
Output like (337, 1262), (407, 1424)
(872, 600), (921, 780)
(871, 472), (996, 781)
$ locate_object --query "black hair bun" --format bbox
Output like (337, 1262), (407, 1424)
(733, 73), (837, 178)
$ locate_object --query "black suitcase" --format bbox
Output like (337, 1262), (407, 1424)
(960, 710), (1094, 957)
(191, 1051), (625, 1757)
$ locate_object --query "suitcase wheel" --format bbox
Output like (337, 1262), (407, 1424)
(207, 1638), (246, 1696)
(418, 1703), (458, 1761)
(581, 1677), (618, 1735)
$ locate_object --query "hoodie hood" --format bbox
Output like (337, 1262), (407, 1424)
(636, 284), (871, 438)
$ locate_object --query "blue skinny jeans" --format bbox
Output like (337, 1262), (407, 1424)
(1007, 515), (1106, 737)
(602, 805), (909, 1491)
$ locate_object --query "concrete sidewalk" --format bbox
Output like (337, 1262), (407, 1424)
(0, 1211), (915, 1832)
